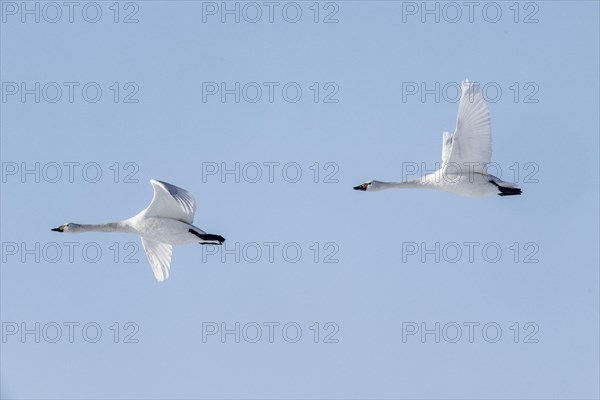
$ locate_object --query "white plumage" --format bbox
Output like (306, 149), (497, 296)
(52, 179), (225, 282)
(354, 80), (521, 197)
(444, 80), (492, 172)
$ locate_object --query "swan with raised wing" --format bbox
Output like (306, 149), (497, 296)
(354, 80), (522, 197)
(52, 179), (225, 282)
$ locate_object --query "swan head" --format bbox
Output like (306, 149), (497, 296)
(354, 180), (385, 192)
(51, 223), (81, 233)
(354, 181), (372, 191)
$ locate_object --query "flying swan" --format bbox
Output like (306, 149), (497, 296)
(354, 80), (522, 197)
(51, 179), (225, 282)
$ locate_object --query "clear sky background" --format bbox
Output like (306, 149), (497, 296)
(1, 1), (599, 399)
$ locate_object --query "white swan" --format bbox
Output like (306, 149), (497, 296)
(354, 80), (522, 197)
(51, 179), (225, 282)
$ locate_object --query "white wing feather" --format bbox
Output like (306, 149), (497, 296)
(443, 80), (492, 173)
(141, 237), (173, 282)
(142, 179), (196, 224)
(441, 131), (452, 165)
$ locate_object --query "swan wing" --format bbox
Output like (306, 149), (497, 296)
(141, 237), (173, 282)
(441, 131), (452, 165)
(444, 80), (492, 172)
(142, 179), (196, 224)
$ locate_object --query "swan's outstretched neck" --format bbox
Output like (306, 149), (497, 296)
(77, 221), (134, 233)
(373, 179), (429, 191)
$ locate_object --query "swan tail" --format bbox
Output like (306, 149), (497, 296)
(489, 180), (522, 196)
(188, 229), (225, 244)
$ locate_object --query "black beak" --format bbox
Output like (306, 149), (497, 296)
(51, 227), (63, 232)
(354, 185), (366, 191)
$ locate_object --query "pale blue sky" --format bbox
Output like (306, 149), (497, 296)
(1, 1), (599, 399)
